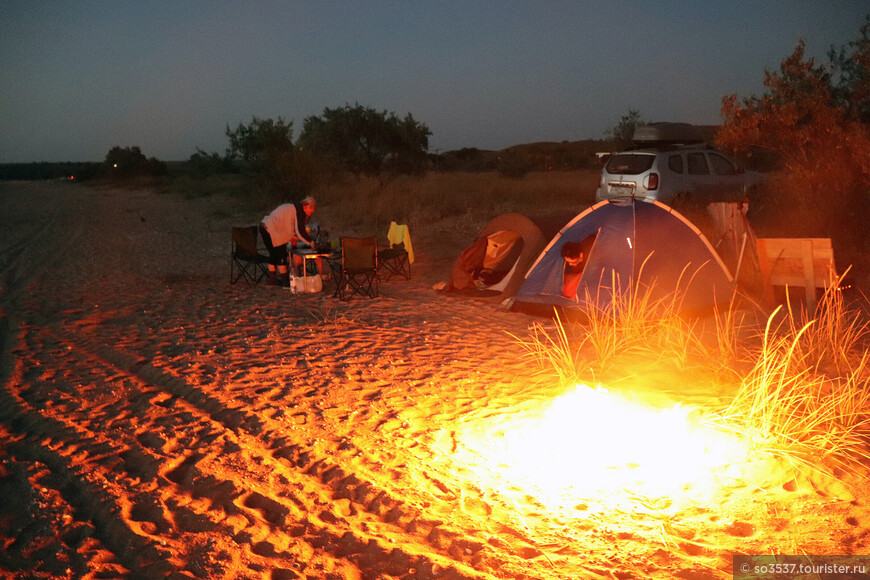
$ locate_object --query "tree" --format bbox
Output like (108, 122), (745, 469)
(187, 148), (233, 179)
(103, 146), (166, 177)
(225, 116), (294, 169)
(828, 15), (870, 123)
(225, 116), (308, 197)
(716, 37), (870, 222)
(608, 109), (644, 150)
(298, 104), (431, 175)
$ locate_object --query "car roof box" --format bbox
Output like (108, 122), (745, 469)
(632, 122), (705, 146)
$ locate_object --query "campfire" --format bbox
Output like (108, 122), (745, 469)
(452, 384), (751, 512)
(438, 277), (870, 531)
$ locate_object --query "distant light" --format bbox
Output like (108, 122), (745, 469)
(113, 163), (118, 168)
(627, 237), (633, 249)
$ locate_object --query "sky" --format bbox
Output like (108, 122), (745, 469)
(1, 1), (867, 163)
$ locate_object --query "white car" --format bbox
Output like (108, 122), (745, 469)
(596, 127), (763, 205)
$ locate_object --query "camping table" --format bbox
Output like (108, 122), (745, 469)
(290, 246), (335, 292)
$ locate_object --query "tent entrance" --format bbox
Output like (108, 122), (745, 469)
(480, 230), (523, 286)
(449, 230), (524, 292)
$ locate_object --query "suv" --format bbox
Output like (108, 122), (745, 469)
(595, 145), (762, 205)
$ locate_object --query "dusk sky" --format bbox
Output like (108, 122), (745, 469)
(1, 1), (867, 163)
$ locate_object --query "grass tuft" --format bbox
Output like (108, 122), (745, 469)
(515, 262), (717, 386)
(716, 307), (870, 476)
(793, 267), (869, 374)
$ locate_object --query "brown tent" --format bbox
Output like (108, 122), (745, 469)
(444, 213), (570, 300)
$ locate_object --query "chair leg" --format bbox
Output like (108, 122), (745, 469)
(231, 259), (248, 286)
(231, 258), (267, 287)
(333, 270), (345, 299)
(378, 252), (410, 281)
(335, 271), (378, 300)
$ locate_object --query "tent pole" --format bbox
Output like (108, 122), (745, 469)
(734, 231), (748, 282)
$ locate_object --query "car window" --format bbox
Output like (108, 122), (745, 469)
(687, 152), (710, 175)
(604, 154), (655, 175)
(708, 152), (739, 175)
(667, 154), (683, 173)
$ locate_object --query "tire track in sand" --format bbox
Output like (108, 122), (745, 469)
(1, 319), (494, 579)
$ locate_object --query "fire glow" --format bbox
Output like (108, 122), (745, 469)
(453, 384), (751, 509)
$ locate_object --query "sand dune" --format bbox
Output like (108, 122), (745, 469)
(0, 181), (867, 579)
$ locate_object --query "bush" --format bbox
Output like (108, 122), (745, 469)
(299, 104), (431, 175)
(102, 146), (167, 178)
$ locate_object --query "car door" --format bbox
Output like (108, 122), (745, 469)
(663, 152), (690, 200)
(685, 151), (711, 193)
(706, 151), (747, 200)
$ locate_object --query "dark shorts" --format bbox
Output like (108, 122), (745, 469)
(259, 224), (288, 266)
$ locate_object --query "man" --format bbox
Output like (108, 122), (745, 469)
(259, 196), (316, 286)
(561, 240), (586, 299)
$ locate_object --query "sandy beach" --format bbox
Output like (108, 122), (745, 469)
(1, 180), (868, 580)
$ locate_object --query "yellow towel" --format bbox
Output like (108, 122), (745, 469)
(387, 222), (414, 263)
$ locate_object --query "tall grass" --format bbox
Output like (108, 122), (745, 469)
(521, 312), (587, 387)
(781, 267), (870, 374)
(517, 261), (715, 383)
(718, 307), (870, 475)
(576, 259), (716, 370)
(311, 169), (600, 239)
(711, 299), (751, 368)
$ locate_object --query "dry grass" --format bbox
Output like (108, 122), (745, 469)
(518, 312), (587, 386)
(516, 265), (715, 390)
(720, 278), (870, 475)
(518, 259), (720, 381)
(783, 267), (870, 374)
(312, 170), (600, 240)
(719, 307), (870, 476)
(711, 299), (752, 369)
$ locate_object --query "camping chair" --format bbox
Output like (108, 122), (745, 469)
(230, 226), (269, 286)
(377, 222), (413, 281)
(334, 236), (379, 300)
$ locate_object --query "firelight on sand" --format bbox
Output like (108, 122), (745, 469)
(453, 384), (752, 510)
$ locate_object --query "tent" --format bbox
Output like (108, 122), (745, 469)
(444, 213), (572, 300)
(509, 199), (735, 314)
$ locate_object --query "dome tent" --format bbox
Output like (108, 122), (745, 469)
(508, 199), (734, 315)
(444, 213), (572, 301)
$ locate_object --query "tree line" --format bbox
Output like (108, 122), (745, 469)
(0, 146), (166, 182)
(187, 104), (433, 197)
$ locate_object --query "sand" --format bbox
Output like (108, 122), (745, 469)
(0, 180), (868, 580)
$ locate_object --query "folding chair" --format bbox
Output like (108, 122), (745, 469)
(230, 226), (269, 286)
(377, 222), (413, 281)
(334, 236), (378, 300)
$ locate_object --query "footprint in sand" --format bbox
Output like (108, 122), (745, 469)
(724, 520), (755, 537)
(462, 495), (492, 517)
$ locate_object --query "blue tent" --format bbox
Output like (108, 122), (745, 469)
(508, 199), (734, 314)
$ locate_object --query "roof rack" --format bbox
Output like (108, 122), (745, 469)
(631, 122), (706, 147)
